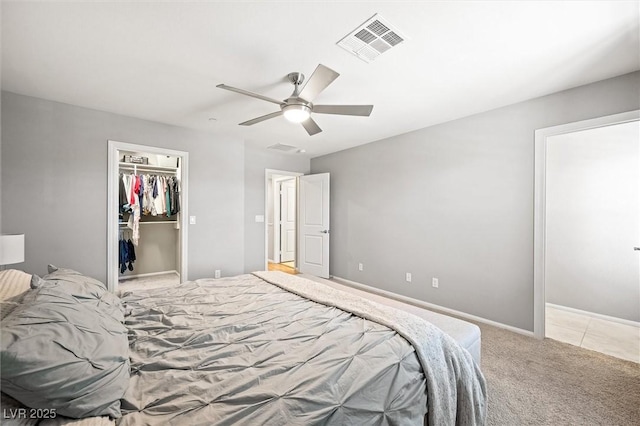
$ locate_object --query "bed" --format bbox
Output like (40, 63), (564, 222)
(1, 267), (487, 425)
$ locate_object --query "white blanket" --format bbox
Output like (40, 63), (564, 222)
(253, 271), (488, 426)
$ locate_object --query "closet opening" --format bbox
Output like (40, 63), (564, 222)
(107, 141), (189, 293)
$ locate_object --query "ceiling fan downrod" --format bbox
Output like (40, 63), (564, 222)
(287, 72), (305, 97)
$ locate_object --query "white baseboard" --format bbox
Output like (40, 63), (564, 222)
(546, 303), (640, 328)
(119, 270), (179, 281)
(332, 276), (534, 337)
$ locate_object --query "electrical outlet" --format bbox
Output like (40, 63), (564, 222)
(405, 272), (412, 283)
(358, 263), (363, 271)
(432, 278), (439, 288)
(214, 269), (221, 279)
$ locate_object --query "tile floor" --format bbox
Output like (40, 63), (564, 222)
(546, 305), (640, 363)
(117, 272), (180, 294)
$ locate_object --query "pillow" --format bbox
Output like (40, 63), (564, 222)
(1, 279), (130, 419)
(45, 264), (107, 289)
(0, 269), (32, 320)
(31, 265), (125, 323)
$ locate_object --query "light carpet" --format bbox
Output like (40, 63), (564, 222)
(479, 322), (639, 425)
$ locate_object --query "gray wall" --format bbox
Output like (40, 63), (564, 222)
(546, 121), (639, 322)
(243, 148), (309, 272)
(1, 92), (309, 282)
(311, 71), (640, 332)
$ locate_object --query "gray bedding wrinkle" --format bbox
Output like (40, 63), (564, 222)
(253, 271), (488, 426)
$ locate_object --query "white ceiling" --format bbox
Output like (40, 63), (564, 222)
(2, 1), (638, 158)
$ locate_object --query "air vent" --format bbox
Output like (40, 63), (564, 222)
(337, 14), (408, 63)
(267, 143), (298, 152)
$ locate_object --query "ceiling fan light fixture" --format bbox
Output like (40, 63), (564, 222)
(217, 63), (373, 136)
(282, 104), (311, 123)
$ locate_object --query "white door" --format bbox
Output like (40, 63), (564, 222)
(280, 179), (296, 262)
(298, 173), (330, 278)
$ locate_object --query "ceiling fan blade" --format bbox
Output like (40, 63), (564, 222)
(298, 64), (340, 102)
(313, 105), (374, 116)
(239, 111), (283, 126)
(217, 84), (282, 105)
(301, 117), (322, 136)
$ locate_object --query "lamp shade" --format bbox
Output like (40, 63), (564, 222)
(0, 234), (25, 265)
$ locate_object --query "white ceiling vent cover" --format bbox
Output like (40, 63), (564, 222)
(337, 14), (408, 63)
(267, 143), (298, 152)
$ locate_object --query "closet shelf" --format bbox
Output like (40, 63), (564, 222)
(119, 162), (178, 172)
(119, 221), (178, 225)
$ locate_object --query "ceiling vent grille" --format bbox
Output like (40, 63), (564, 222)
(267, 143), (298, 152)
(337, 14), (407, 63)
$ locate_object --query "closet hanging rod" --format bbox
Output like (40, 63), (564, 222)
(119, 170), (178, 177)
(118, 162), (178, 172)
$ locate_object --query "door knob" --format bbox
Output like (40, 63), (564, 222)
(320, 230), (330, 234)
(635, 247), (640, 251)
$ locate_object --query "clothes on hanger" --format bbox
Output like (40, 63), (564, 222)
(119, 172), (181, 245)
(118, 233), (136, 274)
(169, 176), (180, 216)
(122, 173), (141, 245)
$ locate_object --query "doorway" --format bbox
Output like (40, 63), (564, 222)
(107, 141), (189, 293)
(266, 170), (303, 274)
(264, 170), (331, 278)
(534, 111), (639, 362)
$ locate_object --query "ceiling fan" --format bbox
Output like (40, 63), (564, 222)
(217, 64), (373, 136)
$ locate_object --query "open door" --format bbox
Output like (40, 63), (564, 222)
(298, 173), (330, 278)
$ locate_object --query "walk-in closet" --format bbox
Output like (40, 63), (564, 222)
(107, 141), (189, 292)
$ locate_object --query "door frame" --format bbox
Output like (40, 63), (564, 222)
(107, 140), (189, 293)
(533, 110), (639, 339)
(264, 169), (303, 271)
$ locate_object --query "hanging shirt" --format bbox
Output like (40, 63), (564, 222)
(127, 173), (141, 245)
(144, 175), (154, 215)
(137, 174), (145, 214)
(154, 176), (166, 215)
(131, 174), (140, 205)
(167, 177), (175, 217)
(172, 178), (181, 215)
(148, 175), (157, 216)
(165, 179), (171, 218)
(122, 174), (131, 209)
(119, 175), (127, 215)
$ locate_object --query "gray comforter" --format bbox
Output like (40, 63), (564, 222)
(118, 273), (486, 425)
